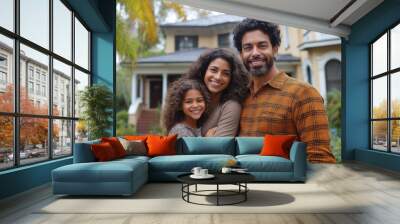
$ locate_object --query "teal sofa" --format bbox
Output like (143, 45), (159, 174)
(52, 137), (306, 196)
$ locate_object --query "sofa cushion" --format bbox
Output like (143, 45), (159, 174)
(235, 137), (263, 155)
(148, 154), (235, 172)
(236, 155), (293, 172)
(178, 137), (235, 155)
(53, 158), (147, 183)
(115, 155), (150, 163)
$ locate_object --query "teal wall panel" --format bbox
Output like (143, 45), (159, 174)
(343, 0), (400, 171)
(92, 31), (116, 136)
(355, 149), (400, 172)
(0, 158), (72, 199)
(91, 0), (116, 136)
(342, 43), (369, 160)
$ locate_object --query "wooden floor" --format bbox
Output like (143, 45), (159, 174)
(1, 162), (400, 224)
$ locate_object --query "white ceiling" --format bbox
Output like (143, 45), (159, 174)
(172, 0), (384, 37)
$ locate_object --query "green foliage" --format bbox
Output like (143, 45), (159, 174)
(326, 89), (342, 162)
(116, 110), (137, 136)
(79, 84), (113, 140)
(116, 0), (187, 62)
(327, 90), (341, 133)
(116, 14), (141, 62)
(330, 129), (342, 163)
(116, 66), (132, 111)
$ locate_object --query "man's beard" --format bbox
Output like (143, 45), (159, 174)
(245, 55), (274, 77)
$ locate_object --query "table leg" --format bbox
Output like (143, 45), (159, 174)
(195, 184), (197, 192)
(217, 184), (219, 206)
(181, 184), (183, 200)
(245, 183), (247, 201)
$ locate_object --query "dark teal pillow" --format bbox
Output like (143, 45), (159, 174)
(236, 137), (264, 155)
(180, 137), (235, 155)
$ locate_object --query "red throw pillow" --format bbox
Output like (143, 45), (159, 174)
(91, 142), (117, 161)
(101, 137), (126, 158)
(260, 134), (297, 159)
(146, 135), (177, 157)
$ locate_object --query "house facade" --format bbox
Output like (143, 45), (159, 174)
(128, 15), (341, 132)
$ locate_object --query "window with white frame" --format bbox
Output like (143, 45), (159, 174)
(28, 81), (33, 93)
(0, 54), (7, 86)
(0, 71), (6, 86)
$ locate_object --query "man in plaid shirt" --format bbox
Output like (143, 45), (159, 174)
(233, 19), (336, 163)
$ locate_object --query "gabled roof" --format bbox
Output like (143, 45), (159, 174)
(137, 48), (300, 64)
(137, 48), (208, 63)
(161, 14), (243, 28)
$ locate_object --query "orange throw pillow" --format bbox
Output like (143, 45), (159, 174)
(91, 142), (117, 161)
(146, 135), (177, 157)
(101, 137), (126, 158)
(260, 134), (297, 159)
(124, 135), (148, 141)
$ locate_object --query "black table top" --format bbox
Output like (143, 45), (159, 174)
(177, 172), (255, 185)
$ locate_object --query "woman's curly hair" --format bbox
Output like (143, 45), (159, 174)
(162, 78), (211, 132)
(233, 18), (281, 52)
(184, 48), (249, 104)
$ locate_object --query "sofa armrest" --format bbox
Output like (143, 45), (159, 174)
(289, 141), (307, 181)
(73, 140), (100, 163)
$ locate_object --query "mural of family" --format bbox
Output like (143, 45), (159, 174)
(162, 19), (336, 163)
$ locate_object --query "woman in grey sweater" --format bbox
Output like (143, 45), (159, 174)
(185, 48), (249, 137)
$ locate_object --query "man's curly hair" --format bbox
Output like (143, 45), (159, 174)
(233, 18), (281, 52)
(162, 78), (211, 132)
(184, 48), (249, 104)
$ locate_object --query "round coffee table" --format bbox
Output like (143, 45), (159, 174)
(177, 172), (255, 206)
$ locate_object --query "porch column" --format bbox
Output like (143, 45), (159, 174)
(139, 75), (143, 100)
(162, 73), (168, 106)
(131, 73), (138, 102)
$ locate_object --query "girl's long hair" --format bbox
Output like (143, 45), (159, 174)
(162, 78), (211, 132)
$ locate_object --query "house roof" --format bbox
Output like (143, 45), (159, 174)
(137, 48), (208, 63)
(137, 48), (300, 64)
(171, 0), (384, 37)
(161, 14), (243, 28)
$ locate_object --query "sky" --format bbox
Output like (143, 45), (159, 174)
(372, 29), (400, 109)
(0, 0), (89, 73)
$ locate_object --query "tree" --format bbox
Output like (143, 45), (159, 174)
(116, 0), (186, 63)
(0, 85), (59, 150)
(372, 99), (388, 139)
